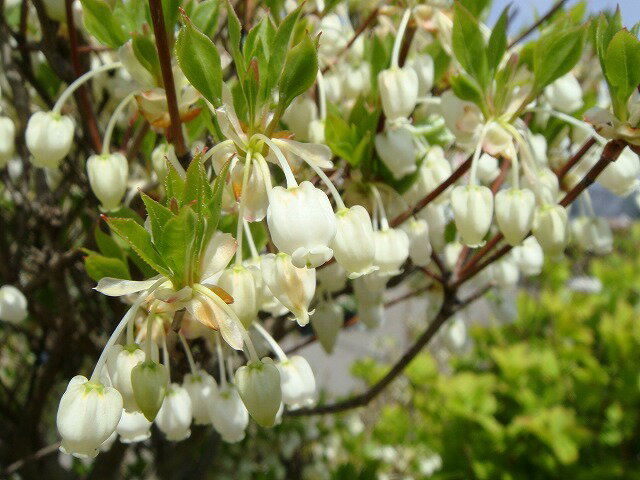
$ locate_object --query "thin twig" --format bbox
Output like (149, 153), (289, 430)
(149, 0), (188, 160)
(555, 137), (597, 181)
(508, 0), (569, 48)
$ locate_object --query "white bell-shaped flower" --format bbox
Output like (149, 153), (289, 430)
(282, 96), (318, 141)
(444, 241), (463, 271)
(209, 385), (249, 443)
(0, 116), (16, 167)
(359, 303), (386, 330)
(308, 119), (325, 144)
(513, 237), (544, 276)
(0, 285), (28, 323)
(572, 216), (613, 255)
(155, 383), (192, 441)
(261, 253), (316, 326)
(373, 228), (410, 276)
(410, 54), (435, 97)
(310, 301), (344, 354)
(419, 204), (446, 251)
(151, 143), (177, 181)
(375, 124), (417, 180)
(378, 66), (419, 120)
(440, 90), (482, 147)
(598, 147), (640, 196)
(451, 185), (494, 247)
(544, 73), (583, 113)
(343, 62), (371, 100)
(116, 410), (152, 443)
(232, 159), (269, 222)
(25, 111), (74, 168)
(522, 167), (560, 204)
(217, 265), (259, 329)
(267, 181), (337, 268)
(130, 360), (169, 421)
(354, 275), (386, 329)
(316, 261), (348, 293)
(532, 204), (568, 256)
(183, 370), (218, 425)
(491, 256), (519, 288)
(403, 218), (432, 267)
(494, 188), (536, 246)
(331, 206), (378, 278)
(86, 153), (129, 211)
(277, 355), (316, 408)
(405, 146), (452, 204)
(118, 41), (155, 87)
(477, 153), (500, 184)
(56, 376), (123, 458)
(106, 344), (145, 412)
(235, 359), (282, 427)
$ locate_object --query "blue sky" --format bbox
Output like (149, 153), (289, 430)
(488, 0), (640, 30)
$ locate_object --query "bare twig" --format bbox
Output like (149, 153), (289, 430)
(508, 0), (569, 48)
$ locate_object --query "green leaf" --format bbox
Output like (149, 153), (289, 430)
(183, 154), (212, 216)
(267, 5), (302, 95)
(458, 0), (491, 17)
(105, 217), (171, 276)
(175, 15), (223, 107)
(161, 0), (180, 40)
(533, 25), (586, 92)
(226, 0), (244, 78)
(141, 192), (174, 242)
(191, 0), (220, 37)
(604, 29), (640, 119)
(278, 33), (318, 110)
(132, 33), (161, 84)
(80, 0), (128, 49)
(487, 6), (509, 73)
(84, 254), (131, 282)
(451, 75), (485, 107)
(165, 162), (185, 203)
(94, 226), (125, 260)
(452, 2), (489, 91)
(156, 208), (197, 286)
(207, 159), (231, 232)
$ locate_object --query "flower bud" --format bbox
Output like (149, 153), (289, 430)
(444, 241), (463, 270)
(316, 261), (347, 293)
(151, 143), (176, 181)
(106, 344), (145, 412)
(118, 40), (156, 87)
(331, 206), (377, 278)
(25, 111), (74, 168)
(0, 285), (28, 323)
(494, 188), (536, 246)
(156, 383), (192, 441)
(116, 410), (152, 443)
(375, 125), (417, 180)
(411, 54), (435, 97)
(451, 185), (494, 247)
(572, 216), (613, 255)
(217, 266), (259, 329)
(209, 385), (249, 443)
(532, 204), (568, 256)
(378, 66), (419, 120)
(419, 204), (446, 251)
(56, 376), (123, 458)
(183, 370), (218, 425)
(598, 146), (640, 196)
(235, 359), (282, 427)
(277, 356), (316, 408)
(310, 301), (344, 354)
(267, 181), (337, 268)
(373, 228), (410, 276)
(403, 218), (432, 267)
(544, 73), (583, 113)
(131, 360), (169, 421)
(261, 253), (316, 326)
(513, 237), (544, 276)
(0, 116), (16, 167)
(86, 153), (129, 211)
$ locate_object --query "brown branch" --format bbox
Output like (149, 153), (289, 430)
(65, 0), (102, 152)
(3, 442), (61, 475)
(287, 286), (469, 416)
(390, 155), (472, 227)
(149, 0), (188, 160)
(555, 137), (597, 181)
(508, 0), (569, 48)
